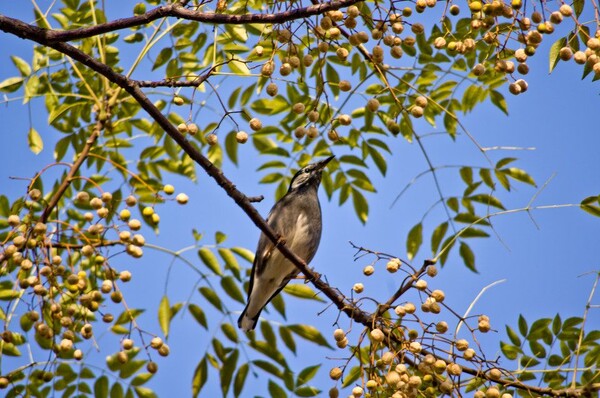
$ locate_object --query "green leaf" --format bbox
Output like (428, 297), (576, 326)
(0, 289), (21, 300)
(188, 304), (208, 329)
(199, 287), (223, 312)
(120, 359), (146, 379)
(28, 128), (43, 154)
(110, 382), (124, 398)
(215, 231), (227, 244)
(520, 355), (541, 368)
(447, 197), (459, 212)
(231, 247), (254, 263)
(529, 318), (552, 339)
(233, 363), (249, 397)
(218, 248), (241, 279)
(297, 364), (320, 385)
(225, 130), (239, 165)
(220, 350), (239, 397)
(580, 195), (600, 217)
(295, 386), (320, 397)
(552, 314), (562, 335)
(548, 354), (565, 367)
(283, 284), (325, 302)
(518, 314), (528, 336)
(279, 326), (296, 354)
(115, 309), (145, 325)
(133, 387), (157, 398)
(198, 248), (222, 275)
(529, 340), (547, 358)
(11, 56), (31, 76)
(221, 276), (245, 304)
(459, 241), (477, 272)
(251, 97), (289, 115)
(496, 157), (517, 169)
(480, 168), (494, 188)
(406, 222), (422, 261)
(468, 194), (506, 210)
(502, 167), (536, 186)
(94, 376), (109, 398)
(221, 323), (238, 343)
(351, 188), (368, 224)
(573, 0), (584, 16)
(500, 341), (520, 360)
(131, 373), (153, 387)
(368, 145), (387, 176)
(549, 37), (567, 73)
(431, 222), (448, 255)
(260, 321), (277, 345)
(268, 380), (288, 398)
(341, 366), (361, 388)
(490, 90), (508, 115)
(288, 324), (332, 349)
(191, 357), (208, 398)
(506, 325), (521, 346)
(0, 76), (24, 92)
(152, 48), (173, 70)
(158, 296), (170, 337)
(460, 227), (490, 238)
(460, 167), (473, 185)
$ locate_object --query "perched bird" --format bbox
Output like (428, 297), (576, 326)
(238, 155), (334, 331)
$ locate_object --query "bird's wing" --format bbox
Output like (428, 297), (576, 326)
(245, 194), (295, 298)
(253, 194), (298, 276)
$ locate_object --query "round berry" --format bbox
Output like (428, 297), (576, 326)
(236, 131), (249, 144)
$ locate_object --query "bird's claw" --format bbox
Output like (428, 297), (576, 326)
(295, 269), (320, 283)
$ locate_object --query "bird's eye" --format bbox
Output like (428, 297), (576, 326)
(304, 169), (310, 174)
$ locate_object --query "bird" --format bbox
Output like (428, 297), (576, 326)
(238, 155), (334, 331)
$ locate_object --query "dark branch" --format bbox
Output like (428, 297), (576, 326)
(4, 0), (362, 43)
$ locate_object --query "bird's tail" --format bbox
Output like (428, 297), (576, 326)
(238, 304), (261, 332)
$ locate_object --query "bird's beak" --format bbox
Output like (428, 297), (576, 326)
(315, 155), (335, 171)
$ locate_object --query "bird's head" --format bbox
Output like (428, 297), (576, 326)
(288, 155), (335, 192)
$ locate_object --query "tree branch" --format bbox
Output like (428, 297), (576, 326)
(4, 0), (362, 43)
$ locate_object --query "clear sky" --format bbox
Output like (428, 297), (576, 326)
(1, 1), (599, 397)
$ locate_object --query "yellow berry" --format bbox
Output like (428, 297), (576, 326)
(163, 184), (175, 195)
(188, 123), (199, 135)
(249, 118), (262, 131)
(338, 80), (352, 91)
(236, 131), (249, 144)
(370, 328), (384, 342)
(177, 123), (188, 133)
(329, 367), (343, 380)
(206, 133), (218, 146)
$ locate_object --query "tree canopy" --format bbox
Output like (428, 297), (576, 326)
(0, 0), (599, 397)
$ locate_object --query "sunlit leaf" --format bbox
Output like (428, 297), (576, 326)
(27, 128), (43, 154)
(158, 296), (170, 337)
(191, 357), (208, 398)
(188, 304), (208, 329)
(199, 287), (223, 311)
(459, 241), (477, 272)
(198, 248), (222, 275)
(549, 37), (567, 73)
(283, 284), (325, 302)
(406, 222), (422, 261)
(288, 325), (332, 349)
(233, 363), (249, 397)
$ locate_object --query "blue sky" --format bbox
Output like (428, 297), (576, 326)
(1, 1), (599, 397)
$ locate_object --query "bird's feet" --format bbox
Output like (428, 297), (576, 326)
(295, 269), (321, 283)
